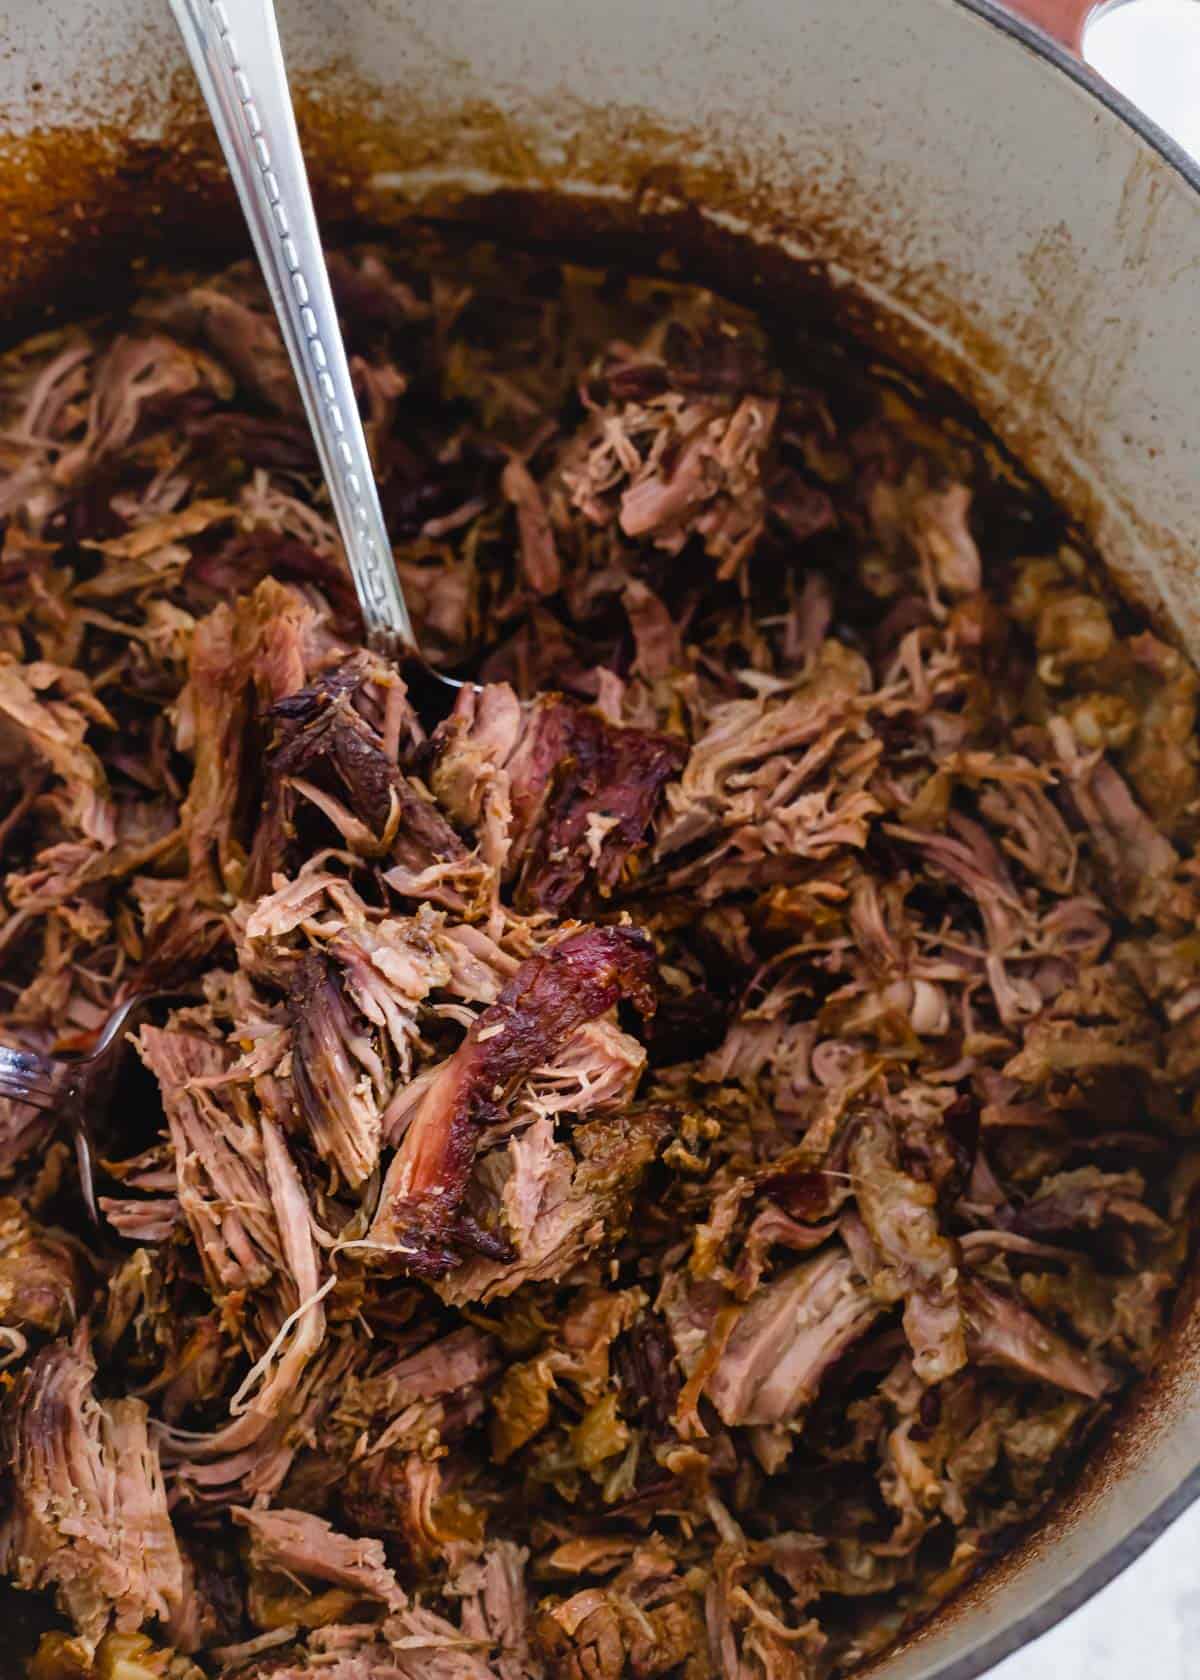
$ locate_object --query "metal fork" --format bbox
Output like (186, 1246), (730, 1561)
(168, 0), (464, 714)
(0, 994), (174, 1228)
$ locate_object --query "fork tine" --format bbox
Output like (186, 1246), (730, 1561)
(71, 1116), (100, 1227)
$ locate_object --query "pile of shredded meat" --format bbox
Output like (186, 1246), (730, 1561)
(0, 238), (1198, 1680)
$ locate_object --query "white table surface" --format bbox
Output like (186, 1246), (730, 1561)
(987, 9), (1200, 1675)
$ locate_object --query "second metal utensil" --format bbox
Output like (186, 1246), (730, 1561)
(169, 0), (455, 690)
(0, 992), (193, 1229)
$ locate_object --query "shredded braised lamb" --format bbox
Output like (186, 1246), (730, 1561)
(0, 240), (1198, 1680)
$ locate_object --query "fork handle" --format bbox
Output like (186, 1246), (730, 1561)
(0, 1045), (76, 1112)
(167, 0), (418, 660)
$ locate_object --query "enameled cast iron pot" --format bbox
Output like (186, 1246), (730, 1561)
(1, 1), (1198, 1674)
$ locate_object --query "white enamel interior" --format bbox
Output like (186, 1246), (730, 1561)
(3, 2), (1200, 1675)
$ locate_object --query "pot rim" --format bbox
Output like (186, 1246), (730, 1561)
(967, 0), (1200, 188)
(895, 6), (1200, 1677)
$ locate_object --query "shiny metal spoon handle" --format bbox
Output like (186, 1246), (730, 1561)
(168, 0), (417, 659)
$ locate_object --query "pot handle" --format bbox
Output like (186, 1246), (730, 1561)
(991, 0), (1096, 53)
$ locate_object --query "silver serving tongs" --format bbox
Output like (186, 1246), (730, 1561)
(168, 0), (457, 698)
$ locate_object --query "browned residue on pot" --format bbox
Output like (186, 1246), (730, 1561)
(5, 70), (1195, 643)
